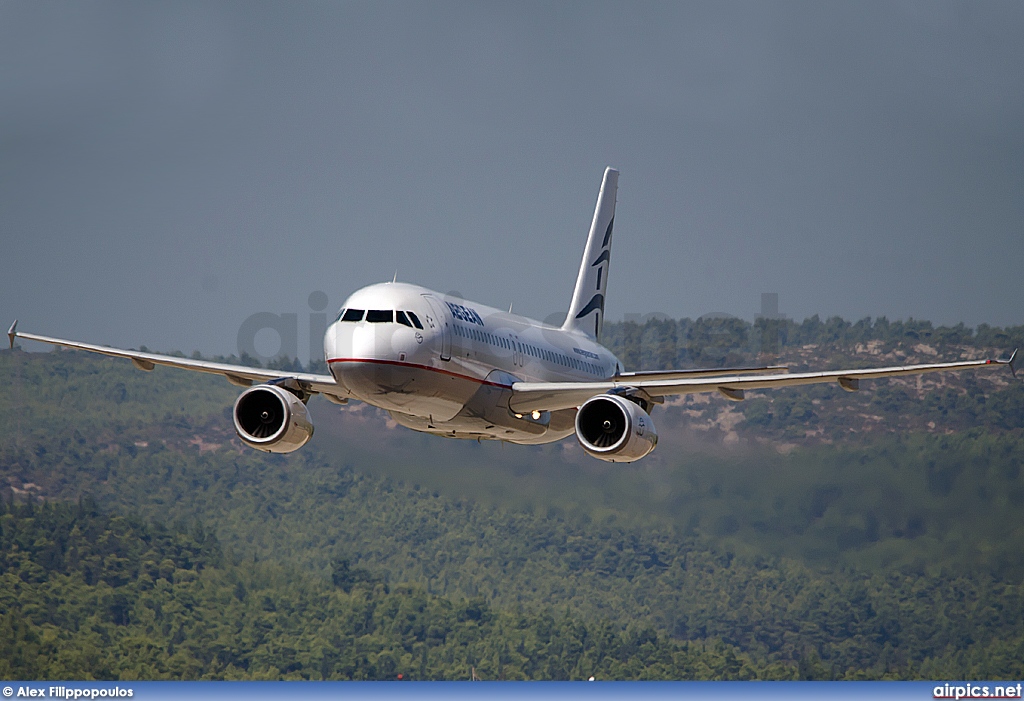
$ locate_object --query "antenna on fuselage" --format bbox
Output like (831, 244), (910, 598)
(392, 270), (398, 283)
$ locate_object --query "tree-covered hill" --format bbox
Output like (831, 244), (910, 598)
(0, 498), (790, 680)
(2, 314), (1023, 680)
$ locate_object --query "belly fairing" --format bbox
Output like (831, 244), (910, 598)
(331, 360), (478, 421)
(387, 407), (576, 444)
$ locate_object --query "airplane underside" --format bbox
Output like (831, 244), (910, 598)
(334, 360), (577, 444)
(386, 408), (577, 444)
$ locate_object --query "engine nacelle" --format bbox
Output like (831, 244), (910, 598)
(575, 393), (658, 462)
(232, 384), (314, 453)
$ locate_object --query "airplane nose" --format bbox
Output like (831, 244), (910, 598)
(323, 321), (340, 361)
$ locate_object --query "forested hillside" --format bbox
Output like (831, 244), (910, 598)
(2, 314), (1023, 680)
(1, 498), (784, 680)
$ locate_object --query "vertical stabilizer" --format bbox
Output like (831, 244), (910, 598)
(562, 167), (618, 341)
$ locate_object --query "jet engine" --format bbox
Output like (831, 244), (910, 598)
(232, 384), (314, 453)
(574, 393), (658, 462)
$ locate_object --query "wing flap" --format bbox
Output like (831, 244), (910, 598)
(615, 364), (788, 382)
(11, 327), (350, 399)
(510, 355), (1015, 414)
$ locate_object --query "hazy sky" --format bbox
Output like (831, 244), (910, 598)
(3, 1), (1022, 361)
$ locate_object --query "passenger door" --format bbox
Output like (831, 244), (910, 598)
(422, 295), (452, 362)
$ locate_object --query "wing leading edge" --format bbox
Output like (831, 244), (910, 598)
(509, 351), (1018, 414)
(8, 322), (351, 402)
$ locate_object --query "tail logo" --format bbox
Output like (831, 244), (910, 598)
(578, 217), (613, 323)
(574, 294), (605, 319)
(601, 217), (614, 247)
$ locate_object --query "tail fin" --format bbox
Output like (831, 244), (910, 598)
(562, 167), (618, 341)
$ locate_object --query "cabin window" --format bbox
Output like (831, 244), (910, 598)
(407, 311), (424, 329)
(396, 311), (413, 327)
(366, 310), (393, 323)
(342, 309), (365, 322)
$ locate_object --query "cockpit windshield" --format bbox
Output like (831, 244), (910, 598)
(337, 309), (423, 328)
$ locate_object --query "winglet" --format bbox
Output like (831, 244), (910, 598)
(7, 320), (17, 349)
(1009, 348), (1018, 378)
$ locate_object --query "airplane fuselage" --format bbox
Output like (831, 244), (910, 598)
(324, 282), (622, 444)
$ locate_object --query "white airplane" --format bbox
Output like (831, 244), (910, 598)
(8, 168), (1018, 462)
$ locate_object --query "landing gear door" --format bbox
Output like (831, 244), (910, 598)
(422, 295), (452, 361)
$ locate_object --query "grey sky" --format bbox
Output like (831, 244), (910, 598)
(2, 1), (1022, 361)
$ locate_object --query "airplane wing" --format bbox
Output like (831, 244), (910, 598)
(8, 321), (353, 402)
(615, 364), (789, 382)
(509, 351), (1018, 414)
